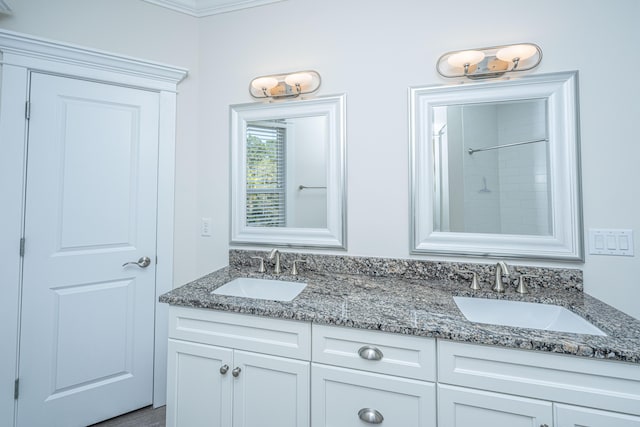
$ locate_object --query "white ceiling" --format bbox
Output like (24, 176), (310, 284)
(141, 0), (286, 17)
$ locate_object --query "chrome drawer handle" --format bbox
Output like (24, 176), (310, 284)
(219, 364), (229, 375)
(358, 408), (384, 424)
(358, 345), (383, 361)
(232, 367), (241, 377)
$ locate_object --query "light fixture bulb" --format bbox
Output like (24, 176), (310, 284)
(284, 72), (313, 89)
(496, 44), (538, 63)
(447, 50), (485, 68)
(251, 76), (278, 91)
(249, 70), (321, 99)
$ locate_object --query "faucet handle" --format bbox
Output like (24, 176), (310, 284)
(457, 270), (481, 290)
(516, 274), (538, 294)
(292, 259), (307, 276)
(250, 256), (265, 273)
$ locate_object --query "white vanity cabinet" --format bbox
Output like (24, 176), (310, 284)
(438, 340), (640, 427)
(166, 307), (640, 427)
(311, 324), (437, 427)
(167, 339), (232, 427)
(166, 307), (311, 427)
(554, 404), (640, 426)
(438, 384), (553, 426)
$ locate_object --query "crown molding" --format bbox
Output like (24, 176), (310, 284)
(142, 0), (286, 17)
(0, 29), (188, 90)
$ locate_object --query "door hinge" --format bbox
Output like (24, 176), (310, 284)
(14, 378), (19, 400)
(19, 237), (25, 257)
(25, 101), (31, 120)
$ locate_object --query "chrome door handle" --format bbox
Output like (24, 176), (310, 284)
(232, 367), (241, 377)
(122, 256), (151, 268)
(219, 364), (229, 375)
(358, 345), (384, 361)
(358, 408), (384, 424)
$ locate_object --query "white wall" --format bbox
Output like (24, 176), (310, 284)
(2, 0), (639, 320)
(198, 0), (640, 320)
(0, 0), (201, 286)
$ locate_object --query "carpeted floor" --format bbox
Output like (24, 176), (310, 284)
(88, 405), (166, 427)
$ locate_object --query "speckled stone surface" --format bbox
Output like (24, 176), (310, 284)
(160, 251), (640, 364)
(229, 250), (584, 291)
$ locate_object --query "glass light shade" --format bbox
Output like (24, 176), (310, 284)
(447, 50), (485, 68)
(284, 72), (313, 88)
(437, 43), (542, 79)
(249, 70), (321, 99)
(496, 44), (538, 62)
(251, 76), (278, 91)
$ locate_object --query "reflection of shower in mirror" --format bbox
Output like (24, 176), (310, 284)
(478, 176), (491, 193)
(410, 71), (583, 260)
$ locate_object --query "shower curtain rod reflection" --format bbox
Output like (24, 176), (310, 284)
(467, 138), (548, 155)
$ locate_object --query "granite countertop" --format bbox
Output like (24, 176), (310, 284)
(160, 266), (640, 364)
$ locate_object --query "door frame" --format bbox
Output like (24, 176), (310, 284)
(0, 29), (187, 427)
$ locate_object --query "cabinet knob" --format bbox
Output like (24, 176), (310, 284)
(358, 408), (384, 424)
(219, 364), (229, 375)
(540, 425), (549, 427)
(358, 345), (384, 361)
(232, 367), (241, 377)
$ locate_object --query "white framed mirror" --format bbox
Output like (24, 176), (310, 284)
(410, 71), (583, 260)
(230, 94), (346, 248)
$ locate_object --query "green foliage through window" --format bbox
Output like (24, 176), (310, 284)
(246, 123), (286, 227)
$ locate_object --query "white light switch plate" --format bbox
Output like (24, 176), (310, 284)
(588, 229), (634, 256)
(201, 217), (212, 237)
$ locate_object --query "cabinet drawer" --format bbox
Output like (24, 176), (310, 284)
(438, 384), (552, 427)
(554, 403), (640, 426)
(311, 364), (436, 427)
(169, 306), (311, 360)
(438, 340), (640, 416)
(312, 324), (436, 380)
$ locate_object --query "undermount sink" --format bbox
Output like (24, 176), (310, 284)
(453, 296), (606, 336)
(212, 277), (307, 302)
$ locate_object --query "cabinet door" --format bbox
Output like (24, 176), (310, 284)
(312, 364), (436, 427)
(555, 403), (640, 426)
(438, 384), (552, 427)
(233, 350), (310, 427)
(166, 339), (233, 427)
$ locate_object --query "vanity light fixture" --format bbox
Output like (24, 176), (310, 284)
(249, 70), (321, 100)
(437, 43), (542, 79)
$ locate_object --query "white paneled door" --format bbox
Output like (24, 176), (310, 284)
(17, 73), (160, 427)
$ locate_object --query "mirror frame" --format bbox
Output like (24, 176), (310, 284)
(410, 71), (583, 260)
(230, 94), (346, 249)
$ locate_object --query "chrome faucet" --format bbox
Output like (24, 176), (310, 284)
(268, 248), (282, 274)
(493, 261), (510, 293)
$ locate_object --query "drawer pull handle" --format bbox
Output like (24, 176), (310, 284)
(358, 345), (384, 361)
(232, 367), (241, 377)
(358, 408), (384, 424)
(219, 364), (229, 375)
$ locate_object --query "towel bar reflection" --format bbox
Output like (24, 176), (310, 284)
(467, 138), (548, 155)
(298, 185), (327, 190)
